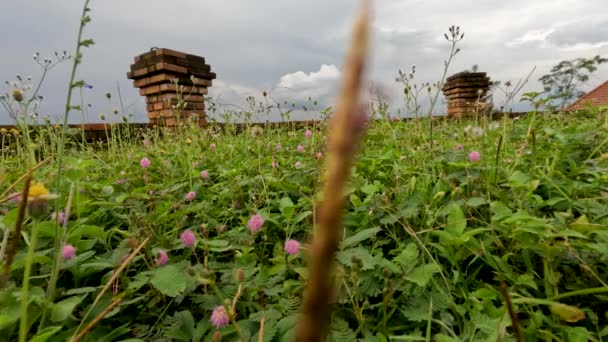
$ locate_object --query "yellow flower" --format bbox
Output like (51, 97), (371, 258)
(26, 182), (58, 218)
(28, 183), (50, 198)
(185, 138), (192, 144)
(0, 128), (6, 133)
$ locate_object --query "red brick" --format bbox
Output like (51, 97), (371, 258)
(155, 48), (187, 59)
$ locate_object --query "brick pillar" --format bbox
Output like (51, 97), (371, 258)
(127, 48), (216, 127)
(442, 72), (491, 118)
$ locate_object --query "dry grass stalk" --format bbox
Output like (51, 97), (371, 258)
(295, 1), (370, 341)
(70, 236), (150, 341)
(70, 296), (123, 342)
(499, 281), (523, 342)
(0, 158), (51, 203)
(258, 317), (265, 342)
(0, 173), (32, 287)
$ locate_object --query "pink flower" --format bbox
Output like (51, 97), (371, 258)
(248, 214), (264, 233)
(297, 145), (304, 153)
(315, 152), (323, 159)
(210, 305), (230, 328)
(276, 144), (282, 151)
(62, 244), (76, 260)
(200, 170), (209, 179)
(193, 161), (199, 168)
(271, 160), (278, 168)
(51, 211), (67, 225)
(456, 144), (463, 150)
(186, 191), (196, 201)
(180, 229), (196, 248)
(8, 192), (21, 204)
(143, 139), (151, 147)
(155, 250), (169, 266)
(115, 178), (127, 184)
(304, 130), (313, 139)
(209, 143), (216, 150)
(140, 157), (151, 169)
(294, 161), (302, 167)
(469, 150), (481, 162)
(163, 160), (170, 167)
(284, 239), (300, 255)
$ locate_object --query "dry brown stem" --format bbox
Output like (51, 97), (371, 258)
(70, 296), (123, 342)
(0, 173), (32, 287)
(499, 281), (523, 342)
(295, 2), (370, 341)
(70, 236), (150, 341)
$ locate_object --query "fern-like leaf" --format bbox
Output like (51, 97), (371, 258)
(393, 243), (419, 273)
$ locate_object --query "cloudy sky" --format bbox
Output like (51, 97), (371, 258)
(1, 0), (607, 124)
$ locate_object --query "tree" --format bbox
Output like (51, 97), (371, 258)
(538, 55), (607, 109)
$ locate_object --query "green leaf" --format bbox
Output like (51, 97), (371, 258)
(80, 38), (95, 47)
(393, 243), (419, 273)
(12, 254), (52, 270)
(65, 287), (97, 295)
(51, 295), (85, 322)
(71, 80), (86, 89)
(434, 334), (460, 342)
(293, 210), (312, 224)
(329, 318), (357, 342)
(279, 196), (294, 211)
(340, 227), (381, 249)
(446, 203), (466, 235)
(361, 182), (380, 196)
(201, 239), (233, 252)
(278, 197), (295, 219)
(150, 264), (190, 297)
(466, 197), (486, 208)
(69, 225), (106, 240)
(507, 171), (531, 188)
(570, 215), (602, 233)
(30, 326), (62, 342)
(336, 247), (377, 270)
(565, 327), (589, 342)
(406, 264), (441, 287)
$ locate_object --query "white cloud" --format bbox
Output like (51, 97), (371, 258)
(277, 64), (341, 92)
(506, 28), (555, 47)
(1, 0), (608, 124)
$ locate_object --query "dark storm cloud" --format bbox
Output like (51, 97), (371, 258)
(546, 18), (608, 48)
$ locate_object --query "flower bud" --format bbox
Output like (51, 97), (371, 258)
(11, 89), (24, 102)
(235, 268), (245, 284)
(551, 303), (585, 323)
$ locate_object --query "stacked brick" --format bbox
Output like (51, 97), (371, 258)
(442, 72), (491, 118)
(127, 48), (216, 127)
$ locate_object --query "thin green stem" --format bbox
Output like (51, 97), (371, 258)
(19, 219), (40, 342)
(550, 286), (608, 301)
(41, 0), (91, 331)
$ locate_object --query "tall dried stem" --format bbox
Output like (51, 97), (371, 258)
(296, 2), (370, 341)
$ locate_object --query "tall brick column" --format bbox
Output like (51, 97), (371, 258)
(127, 48), (216, 127)
(442, 72), (491, 118)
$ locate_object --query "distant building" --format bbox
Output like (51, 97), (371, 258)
(564, 80), (608, 111)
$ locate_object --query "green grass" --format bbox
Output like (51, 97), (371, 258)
(1, 108), (608, 341)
